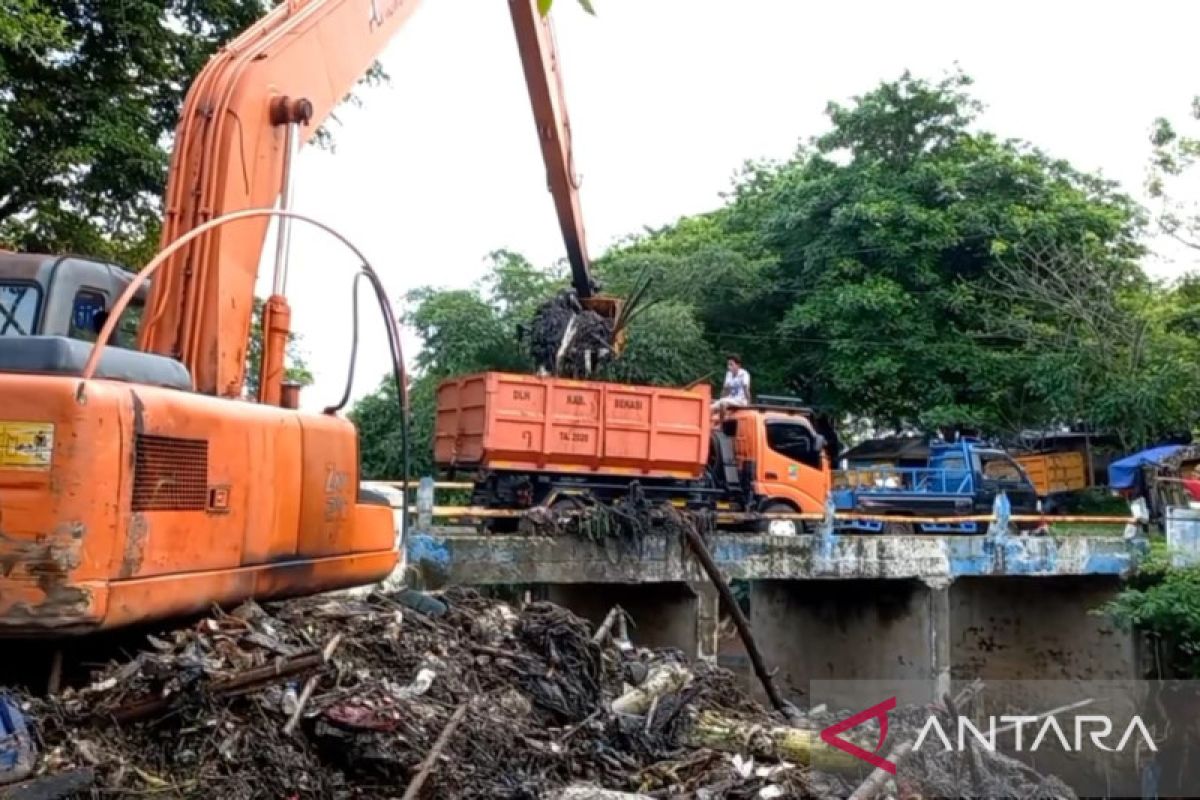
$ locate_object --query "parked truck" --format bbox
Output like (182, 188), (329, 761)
(833, 439), (1041, 534)
(433, 371), (831, 535)
(434, 374), (1052, 536)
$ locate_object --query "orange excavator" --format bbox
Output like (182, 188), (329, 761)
(0, 0), (607, 636)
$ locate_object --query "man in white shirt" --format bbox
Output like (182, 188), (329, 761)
(712, 354), (751, 412)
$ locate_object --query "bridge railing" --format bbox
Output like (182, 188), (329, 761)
(365, 478), (1137, 534)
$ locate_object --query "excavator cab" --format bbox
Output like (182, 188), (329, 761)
(0, 255), (189, 393)
(0, 254), (146, 344)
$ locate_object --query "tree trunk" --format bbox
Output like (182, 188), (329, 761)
(610, 662), (689, 715)
(686, 711), (864, 773)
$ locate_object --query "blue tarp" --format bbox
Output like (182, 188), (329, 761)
(1108, 445), (1185, 490)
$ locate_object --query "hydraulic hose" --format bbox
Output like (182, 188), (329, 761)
(82, 206), (412, 537)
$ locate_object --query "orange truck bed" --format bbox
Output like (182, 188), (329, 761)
(435, 372), (711, 479)
(1014, 450), (1089, 496)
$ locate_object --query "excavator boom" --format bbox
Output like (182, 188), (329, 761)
(508, 0), (623, 367)
(139, 0), (423, 398)
(0, 0), (607, 637)
(508, 0), (594, 299)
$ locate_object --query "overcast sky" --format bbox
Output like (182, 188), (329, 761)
(261, 0), (1200, 412)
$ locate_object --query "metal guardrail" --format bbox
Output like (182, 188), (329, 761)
(371, 479), (1135, 528)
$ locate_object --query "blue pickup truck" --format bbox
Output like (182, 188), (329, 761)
(832, 439), (1040, 534)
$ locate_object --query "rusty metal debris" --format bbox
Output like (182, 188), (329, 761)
(7, 589), (1078, 799)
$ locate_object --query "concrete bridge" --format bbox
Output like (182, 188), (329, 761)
(402, 523), (1149, 708)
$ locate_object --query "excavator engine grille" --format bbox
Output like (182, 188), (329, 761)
(132, 434), (209, 512)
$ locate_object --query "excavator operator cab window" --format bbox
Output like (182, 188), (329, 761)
(765, 420), (823, 469)
(66, 287), (143, 349)
(0, 281), (41, 336)
(69, 289), (107, 341)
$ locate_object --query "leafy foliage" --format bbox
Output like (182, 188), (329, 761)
(1147, 96), (1200, 254)
(539, 0), (596, 16)
(0, 0), (383, 264)
(716, 70), (1144, 433)
(352, 70), (1200, 479)
(1102, 557), (1200, 678)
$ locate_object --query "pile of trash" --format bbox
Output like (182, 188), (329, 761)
(527, 289), (617, 378)
(519, 487), (717, 560)
(3, 589), (1077, 799)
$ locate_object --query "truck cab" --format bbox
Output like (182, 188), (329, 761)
(709, 400), (832, 535)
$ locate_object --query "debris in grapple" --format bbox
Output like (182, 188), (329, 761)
(528, 288), (617, 378)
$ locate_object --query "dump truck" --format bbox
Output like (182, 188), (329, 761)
(434, 371), (831, 535)
(1013, 450), (1089, 498)
(833, 438), (1041, 534)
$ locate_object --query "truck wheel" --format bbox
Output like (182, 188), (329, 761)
(759, 502), (798, 537)
(883, 520), (915, 536)
(549, 495), (587, 514)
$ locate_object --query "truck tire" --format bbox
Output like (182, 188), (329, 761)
(549, 495), (587, 513)
(759, 501), (798, 537)
(883, 520), (915, 536)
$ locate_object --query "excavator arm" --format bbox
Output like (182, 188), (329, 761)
(508, 0), (592, 298)
(508, 1), (624, 328)
(139, 0), (607, 402)
(139, 0), (424, 399)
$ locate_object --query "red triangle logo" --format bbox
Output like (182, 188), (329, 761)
(819, 697), (897, 774)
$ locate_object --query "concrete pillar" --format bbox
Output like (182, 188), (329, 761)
(749, 578), (948, 708)
(545, 582), (712, 660)
(924, 577), (952, 703)
(689, 581), (720, 664)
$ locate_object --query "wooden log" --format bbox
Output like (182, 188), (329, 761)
(591, 606), (624, 645)
(848, 742), (911, 800)
(400, 702), (468, 800)
(848, 680), (984, 800)
(685, 711), (861, 773)
(680, 526), (793, 719)
(283, 634), (343, 735)
(610, 663), (689, 715)
(111, 651), (324, 722)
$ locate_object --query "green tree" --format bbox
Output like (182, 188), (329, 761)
(596, 212), (773, 384)
(988, 239), (1200, 449)
(352, 373), (434, 481)
(1148, 96), (1200, 255)
(0, 1), (384, 265)
(719, 69), (1143, 434)
(1102, 557), (1200, 678)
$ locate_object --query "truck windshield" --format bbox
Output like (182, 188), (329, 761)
(0, 282), (41, 336)
(979, 452), (1025, 483)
